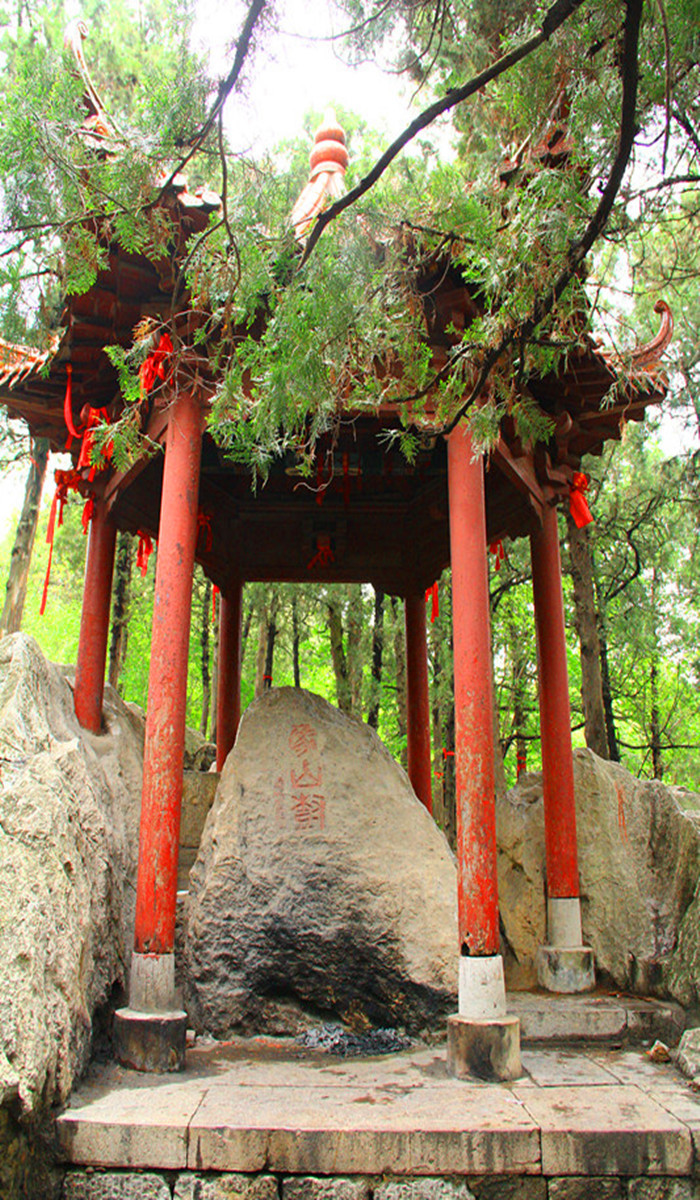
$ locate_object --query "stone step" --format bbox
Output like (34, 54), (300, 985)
(56, 1040), (699, 1183)
(511, 991), (685, 1047)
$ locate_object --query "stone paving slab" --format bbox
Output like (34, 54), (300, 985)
(57, 1077), (209, 1169)
(513, 1083), (693, 1177)
(55, 1036), (700, 1180)
(188, 1082), (538, 1176)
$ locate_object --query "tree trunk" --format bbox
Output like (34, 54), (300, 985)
(347, 585), (364, 715)
(592, 560), (621, 762)
(200, 578), (212, 736)
(263, 601), (277, 690)
(291, 592), (301, 687)
(366, 587), (384, 728)
(107, 530), (133, 690)
(649, 568), (663, 779)
(254, 598), (268, 698)
(327, 594), (352, 714)
(391, 597), (408, 767)
(510, 619), (528, 777)
(650, 653), (663, 779)
(566, 511), (610, 758)
(0, 437), (49, 635)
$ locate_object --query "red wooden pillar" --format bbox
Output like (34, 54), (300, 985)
(115, 391), (202, 1073)
(74, 496), (117, 734)
(404, 593), (433, 814)
(447, 425), (499, 958)
(530, 503), (580, 905)
(216, 581), (243, 772)
(133, 389), (202, 963)
(445, 424), (520, 1079)
(530, 503), (595, 991)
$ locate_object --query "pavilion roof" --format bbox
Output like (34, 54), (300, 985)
(0, 52), (673, 585)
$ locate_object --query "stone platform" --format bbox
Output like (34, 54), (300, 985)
(56, 996), (700, 1197)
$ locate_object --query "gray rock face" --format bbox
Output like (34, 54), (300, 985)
(0, 634), (143, 1112)
(184, 688), (458, 1036)
(497, 748), (700, 1003)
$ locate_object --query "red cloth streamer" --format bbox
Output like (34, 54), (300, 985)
(307, 534), (335, 570)
(81, 495), (95, 535)
(197, 510), (213, 552)
(63, 364), (81, 448)
(212, 584), (219, 623)
(77, 406), (111, 481)
(516, 749), (527, 778)
(489, 540), (505, 571)
(442, 747), (455, 760)
(139, 332), (173, 398)
(40, 468), (82, 615)
(136, 532), (153, 577)
(425, 581), (439, 623)
(569, 472), (594, 529)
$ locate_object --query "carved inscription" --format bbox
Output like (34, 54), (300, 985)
(281, 723), (325, 831)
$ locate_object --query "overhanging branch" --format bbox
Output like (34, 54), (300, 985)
(298, 0), (588, 267)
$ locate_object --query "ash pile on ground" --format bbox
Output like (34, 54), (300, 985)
(298, 1025), (412, 1057)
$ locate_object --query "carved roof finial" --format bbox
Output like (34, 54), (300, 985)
(290, 109), (349, 240)
(600, 299), (674, 380)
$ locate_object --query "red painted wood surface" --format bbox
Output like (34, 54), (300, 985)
(216, 582), (243, 772)
(530, 503), (581, 899)
(405, 593), (433, 814)
(134, 390), (202, 956)
(447, 425), (500, 956)
(74, 497), (117, 734)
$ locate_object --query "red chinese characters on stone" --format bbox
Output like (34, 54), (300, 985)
(288, 723), (325, 831)
(288, 724), (317, 757)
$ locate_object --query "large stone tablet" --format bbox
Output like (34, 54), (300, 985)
(184, 688), (458, 1036)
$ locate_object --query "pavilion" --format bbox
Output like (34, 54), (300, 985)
(0, 64), (672, 1079)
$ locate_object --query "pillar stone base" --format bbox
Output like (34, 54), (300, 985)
(536, 944), (596, 994)
(447, 1014), (521, 1082)
(113, 1007), (187, 1073)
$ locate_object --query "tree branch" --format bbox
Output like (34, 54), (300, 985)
(298, 0), (588, 267)
(155, 0), (267, 199)
(441, 0), (644, 436)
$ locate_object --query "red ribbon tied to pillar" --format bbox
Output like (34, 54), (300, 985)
(139, 332), (173, 398)
(489, 540), (505, 571)
(425, 581), (439, 623)
(569, 472), (594, 529)
(40, 468), (82, 615)
(136, 531), (153, 577)
(212, 584), (219, 624)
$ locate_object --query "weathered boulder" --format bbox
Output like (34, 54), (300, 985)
(497, 748), (700, 1003)
(0, 633), (143, 1113)
(184, 688), (458, 1036)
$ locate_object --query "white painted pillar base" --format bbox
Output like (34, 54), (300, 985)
(449, 954), (521, 1081)
(458, 954), (507, 1020)
(547, 896), (583, 948)
(129, 951), (179, 1013)
(537, 897), (596, 994)
(114, 952), (187, 1072)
